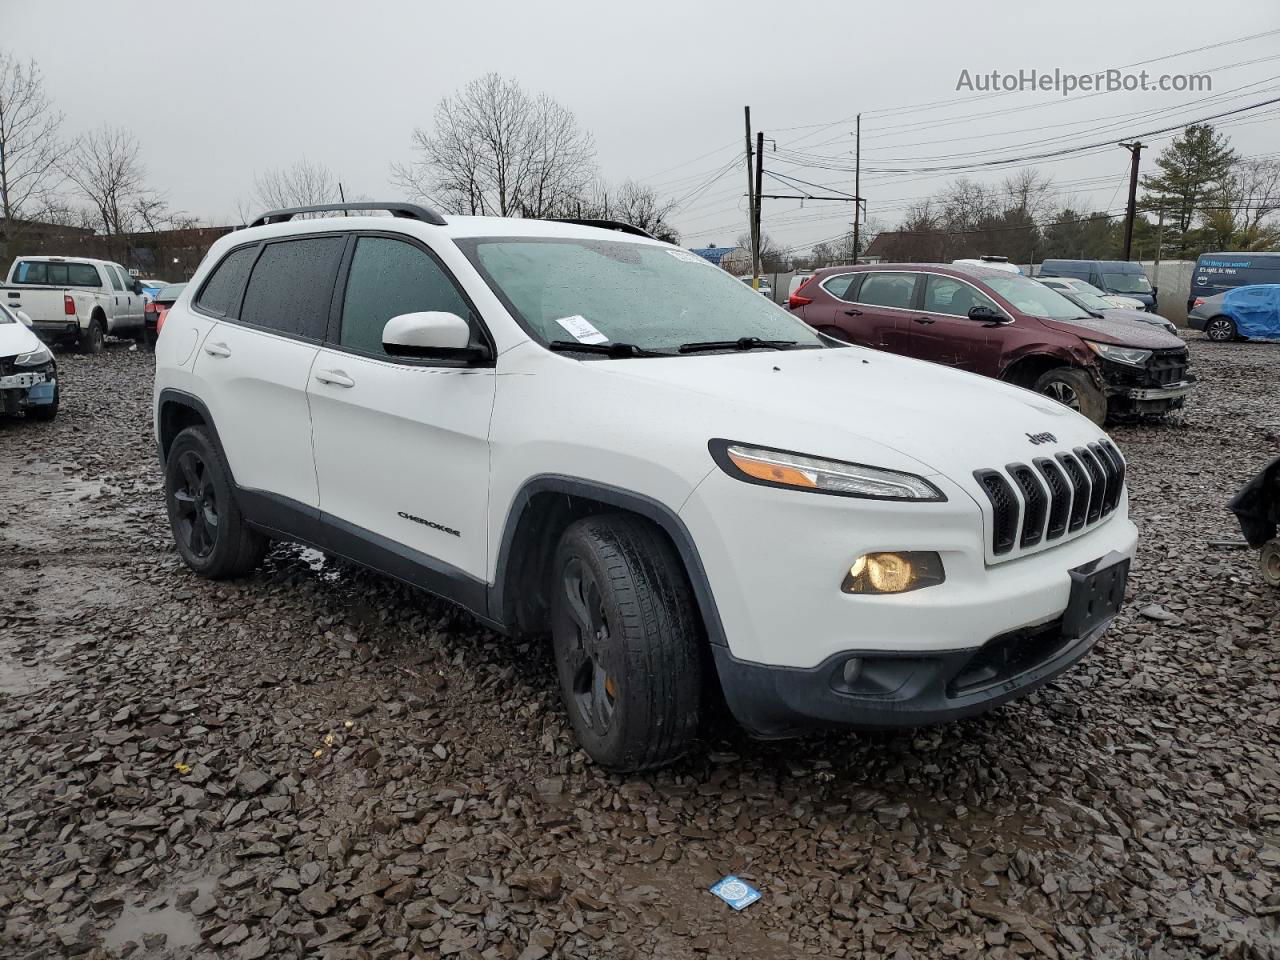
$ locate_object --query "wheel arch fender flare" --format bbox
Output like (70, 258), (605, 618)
(489, 475), (730, 647)
(156, 388), (235, 484)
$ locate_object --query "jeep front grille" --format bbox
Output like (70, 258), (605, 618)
(974, 441), (1125, 559)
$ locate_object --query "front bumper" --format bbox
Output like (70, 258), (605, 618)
(714, 614), (1111, 737)
(0, 367), (56, 412)
(1123, 379), (1194, 401)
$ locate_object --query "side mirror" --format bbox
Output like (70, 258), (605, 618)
(1150, 286), (1158, 296)
(967, 305), (1005, 323)
(382, 311), (489, 362)
(133, 280), (144, 295)
(16, 309), (33, 328)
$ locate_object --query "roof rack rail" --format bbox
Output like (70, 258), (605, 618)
(547, 218), (656, 240)
(249, 202), (447, 228)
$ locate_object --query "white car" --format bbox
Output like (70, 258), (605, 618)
(739, 276), (773, 297)
(1037, 276), (1145, 311)
(0, 303), (59, 419)
(952, 256), (1021, 274)
(154, 202), (1138, 772)
(1, 255), (147, 353)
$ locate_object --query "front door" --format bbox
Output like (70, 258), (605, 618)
(308, 234), (496, 582)
(913, 274), (1009, 375)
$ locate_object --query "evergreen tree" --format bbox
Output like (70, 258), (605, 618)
(1139, 124), (1237, 258)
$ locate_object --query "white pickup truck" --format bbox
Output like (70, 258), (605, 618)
(1, 255), (146, 353)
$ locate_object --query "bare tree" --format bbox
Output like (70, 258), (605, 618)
(63, 125), (150, 238)
(251, 159), (339, 214)
(577, 179), (680, 242)
(1000, 169), (1056, 220)
(1228, 157), (1280, 235)
(392, 73), (595, 218)
(0, 51), (70, 248)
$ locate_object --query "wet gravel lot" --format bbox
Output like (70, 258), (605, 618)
(2, 337), (1278, 960)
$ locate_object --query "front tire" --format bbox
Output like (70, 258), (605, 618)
(1204, 316), (1237, 342)
(164, 426), (267, 578)
(550, 515), (703, 772)
(1034, 367), (1108, 425)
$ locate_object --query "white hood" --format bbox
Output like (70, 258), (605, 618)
(0, 318), (43, 358)
(595, 345), (1109, 481)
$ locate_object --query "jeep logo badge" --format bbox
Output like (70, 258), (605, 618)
(1026, 432), (1056, 445)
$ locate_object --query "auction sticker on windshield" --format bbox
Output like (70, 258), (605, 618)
(554, 315), (608, 344)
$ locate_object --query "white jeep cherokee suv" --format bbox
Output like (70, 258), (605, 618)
(154, 202), (1138, 772)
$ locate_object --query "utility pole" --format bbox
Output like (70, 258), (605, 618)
(1120, 141), (1144, 260)
(743, 106), (757, 284)
(1152, 203), (1165, 295)
(753, 130), (764, 287)
(853, 114), (861, 262)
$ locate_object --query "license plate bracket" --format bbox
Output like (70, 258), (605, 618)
(1062, 551), (1130, 640)
(0, 372), (45, 389)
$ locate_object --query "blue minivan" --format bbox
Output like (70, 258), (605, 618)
(1189, 252), (1280, 312)
(1039, 259), (1157, 311)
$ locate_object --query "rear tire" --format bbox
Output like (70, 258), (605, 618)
(1261, 540), (1280, 589)
(550, 514), (703, 772)
(1034, 367), (1108, 425)
(164, 426), (267, 579)
(1204, 316), (1237, 342)
(80, 319), (105, 355)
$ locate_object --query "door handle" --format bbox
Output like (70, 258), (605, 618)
(203, 341), (231, 358)
(914, 316), (936, 325)
(315, 369), (355, 388)
(843, 308), (862, 316)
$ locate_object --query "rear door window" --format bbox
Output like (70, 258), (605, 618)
(239, 236), (346, 340)
(195, 246), (260, 317)
(339, 236), (471, 357)
(856, 272), (918, 309)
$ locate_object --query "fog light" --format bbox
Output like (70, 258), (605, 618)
(842, 551), (944, 594)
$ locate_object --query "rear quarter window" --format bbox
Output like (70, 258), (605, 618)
(195, 246), (260, 317)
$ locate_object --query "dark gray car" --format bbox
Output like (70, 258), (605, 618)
(1187, 291), (1235, 341)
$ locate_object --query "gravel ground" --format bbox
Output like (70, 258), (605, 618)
(1, 337), (1278, 960)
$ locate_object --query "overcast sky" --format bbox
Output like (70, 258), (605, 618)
(6, 0), (1279, 254)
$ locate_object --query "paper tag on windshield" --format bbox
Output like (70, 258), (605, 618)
(667, 250), (703, 264)
(554, 315), (608, 344)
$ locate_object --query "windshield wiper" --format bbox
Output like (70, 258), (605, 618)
(677, 336), (799, 354)
(547, 340), (667, 358)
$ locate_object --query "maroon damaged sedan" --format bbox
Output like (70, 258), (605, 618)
(789, 263), (1193, 424)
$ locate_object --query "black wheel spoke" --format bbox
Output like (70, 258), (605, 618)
(170, 448), (219, 560)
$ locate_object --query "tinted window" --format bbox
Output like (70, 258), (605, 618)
(14, 261), (47, 283)
(822, 274), (859, 300)
(857, 272), (918, 309)
(196, 246), (259, 317)
(340, 237), (471, 357)
(106, 266), (125, 291)
(923, 276), (1000, 317)
(240, 236), (345, 339)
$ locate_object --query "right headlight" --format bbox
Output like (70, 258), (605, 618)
(710, 440), (945, 501)
(1085, 341), (1151, 366)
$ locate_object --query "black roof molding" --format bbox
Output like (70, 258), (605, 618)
(249, 202), (447, 228)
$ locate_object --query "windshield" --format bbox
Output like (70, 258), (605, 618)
(460, 237), (822, 352)
(0, 305), (14, 324)
(1102, 271), (1152, 294)
(984, 275), (1087, 320)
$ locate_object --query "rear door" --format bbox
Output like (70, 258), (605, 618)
(112, 264), (143, 327)
(801, 272), (860, 338)
(913, 273), (1009, 374)
(308, 233), (496, 582)
(192, 235), (345, 510)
